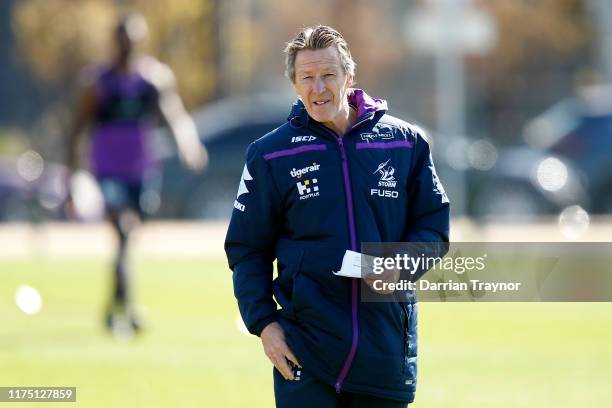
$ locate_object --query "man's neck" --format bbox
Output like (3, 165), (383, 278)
(114, 53), (140, 73)
(325, 104), (356, 136)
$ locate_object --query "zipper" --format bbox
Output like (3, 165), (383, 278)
(334, 136), (359, 393)
(311, 112), (375, 394)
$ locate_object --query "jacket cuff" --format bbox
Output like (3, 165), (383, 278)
(252, 314), (279, 337)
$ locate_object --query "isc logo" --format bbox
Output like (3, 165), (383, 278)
(370, 189), (398, 199)
(291, 136), (317, 143)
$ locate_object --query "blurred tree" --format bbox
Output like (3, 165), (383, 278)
(469, 0), (592, 142)
(10, 0), (596, 153)
(254, 0), (402, 92)
(12, 0), (217, 108)
(481, 0), (589, 72)
(11, 0), (218, 164)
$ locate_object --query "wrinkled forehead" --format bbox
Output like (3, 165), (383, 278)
(294, 47), (343, 73)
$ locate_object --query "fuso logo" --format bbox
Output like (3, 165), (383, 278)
(370, 188), (398, 199)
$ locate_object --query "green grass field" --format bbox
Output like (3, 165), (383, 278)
(1, 256), (611, 407)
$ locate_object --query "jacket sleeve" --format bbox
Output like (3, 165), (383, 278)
(403, 129), (450, 281)
(224, 142), (282, 336)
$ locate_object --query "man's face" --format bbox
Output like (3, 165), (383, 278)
(293, 47), (353, 128)
(114, 17), (148, 62)
(115, 29), (135, 60)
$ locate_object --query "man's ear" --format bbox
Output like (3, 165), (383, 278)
(346, 73), (354, 88)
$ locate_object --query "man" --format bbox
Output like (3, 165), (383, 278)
(225, 25), (449, 407)
(66, 13), (207, 334)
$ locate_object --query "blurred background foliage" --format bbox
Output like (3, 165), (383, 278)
(5, 0), (595, 149)
(1, 0), (609, 221)
(12, 0), (217, 107)
(1, 4), (610, 406)
(473, 0), (593, 142)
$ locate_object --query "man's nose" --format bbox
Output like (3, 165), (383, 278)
(312, 77), (326, 93)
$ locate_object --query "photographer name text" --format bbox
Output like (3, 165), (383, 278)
(372, 279), (522, 292)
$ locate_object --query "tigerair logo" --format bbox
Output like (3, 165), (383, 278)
(373, 159), (397, 188)
(290, 162), (320, 179)
(296, 178), (319, 200)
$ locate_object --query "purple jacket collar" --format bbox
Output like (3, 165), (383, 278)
(347, 88), (388, 118)
(288, 88), (388, 128)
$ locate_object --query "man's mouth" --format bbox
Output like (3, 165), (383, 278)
(313, 100), (330, 106)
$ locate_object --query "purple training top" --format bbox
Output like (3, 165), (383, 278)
(90, 65), (159, 182)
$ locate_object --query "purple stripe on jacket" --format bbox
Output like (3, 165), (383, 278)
(355, 140), (414, 150)
(263, 144), (327, 161)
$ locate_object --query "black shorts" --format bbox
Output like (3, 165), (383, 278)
(97, 176), (160, 217)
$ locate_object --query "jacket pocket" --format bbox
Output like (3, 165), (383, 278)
(296, 248), (347, 300)
(273, 248), (305, 320)
(291, 247), (353, 342)
(404, 303), (418, 391)
(400, 302), (411, 374)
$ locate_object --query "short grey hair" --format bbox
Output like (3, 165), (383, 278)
(284, 25), (356, 83)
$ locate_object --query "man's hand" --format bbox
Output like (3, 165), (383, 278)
(364, 268), (400, 295)
(178, 142), (208, 174)
(260, 322), (301, 380)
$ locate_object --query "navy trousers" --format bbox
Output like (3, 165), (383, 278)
(273, 368), (409, 408)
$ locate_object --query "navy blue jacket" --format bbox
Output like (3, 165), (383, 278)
(225, 89), (450, 402)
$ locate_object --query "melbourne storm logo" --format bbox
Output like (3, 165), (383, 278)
(373, 159), (397, 188)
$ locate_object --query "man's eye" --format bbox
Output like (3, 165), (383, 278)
(302, 76), (312, 80)
(324, 73), (336, 77)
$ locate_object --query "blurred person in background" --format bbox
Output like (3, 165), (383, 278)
(225, 25), (449, 407)
(65, 12), (207, 334)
